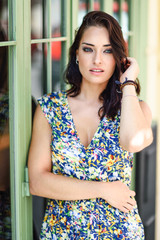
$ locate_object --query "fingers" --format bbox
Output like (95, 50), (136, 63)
(120, 57), (139, 81)
(128, 197), (136, 206)
(120, 196), (137, 213)
(119, 202), (135, 214)
(120, 206), (131, 214)
(124, 57), (136, 64)
(130, 190), (136, 197)
(104, 181), (137, 214)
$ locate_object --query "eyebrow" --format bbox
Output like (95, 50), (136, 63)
(82, 42), (111, 47)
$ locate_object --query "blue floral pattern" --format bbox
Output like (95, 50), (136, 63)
(37, 91), (144, 240)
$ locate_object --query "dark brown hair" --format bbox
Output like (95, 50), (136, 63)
(65, 11), (140, 119)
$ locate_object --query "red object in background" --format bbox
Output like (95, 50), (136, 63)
(94, 2), (100, 11)
(122, 1), (128, 12)
(51, 41), (61, 60)
(113, 1), (119, 13)
(42, 32), (61, 60)
(79, 2), (87, 10)
(51, 32), (61, 60)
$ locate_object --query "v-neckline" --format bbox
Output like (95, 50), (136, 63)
(64, 91), (103, 150)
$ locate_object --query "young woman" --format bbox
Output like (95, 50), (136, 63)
(28, 11), (153, 239)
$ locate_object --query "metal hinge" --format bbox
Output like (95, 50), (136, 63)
(22, 166), (30, 197)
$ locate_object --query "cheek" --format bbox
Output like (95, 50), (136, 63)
(78, 55), (90, 71)
(106, 58), (116, 70)
(79, 53), (89, 63)
(78, 62), (87, 76)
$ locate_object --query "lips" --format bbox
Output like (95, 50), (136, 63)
(89, 68), (104, 75)
(90, 68), (104, 73)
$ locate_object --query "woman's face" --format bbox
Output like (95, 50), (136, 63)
(76, 26), (116, 87)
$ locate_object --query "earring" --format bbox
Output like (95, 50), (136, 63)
(76, 59), (79, 65)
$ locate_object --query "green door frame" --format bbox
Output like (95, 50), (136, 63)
(9, 0), (72, 239)
(130, 0), (148, 100)
(9, 0), (32, 239)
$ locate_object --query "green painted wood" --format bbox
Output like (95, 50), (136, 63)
(129, 0), (139, 192)
(9, 0), (24, 238)
(31, 37), (67, 44)
(23, 0), (33, 239)
(8, 46), (15, 240)
(60, 0), (71, 89)
(0, 41), (16, 46)
(8, 0), (16, 238)
(100, 0), (113, 14)
(46, 0), (52, 93)
(8, 0), (33, 239)
(89, 0), (94, 11)
(71, 0), (78, 42)
(138, 0), (148, 101)
(130, 0), (148, 101)
(129, 0), (149, 190)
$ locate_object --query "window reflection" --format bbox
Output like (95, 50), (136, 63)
(0, 1), (8, 41)
(78, 0), (101, 25)
(51, 40), (62, 91)
(121, 1), (129, 43)
(78, 0), (88, 26)
(113, 0), (120, 22)
(94, 0), (100, 11)
(51, 0), (62, 37)
(31, 0), (48, 39)
(31, 43), (47, 99)
(0, 32), (11, 239)
(113, 0), (129, 48)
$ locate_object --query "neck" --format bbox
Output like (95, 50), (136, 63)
(78, 81), (107, 104)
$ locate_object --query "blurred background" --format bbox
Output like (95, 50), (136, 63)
(0, 0), (160, 239)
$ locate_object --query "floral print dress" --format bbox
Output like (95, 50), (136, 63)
(37, 91), (144, 240)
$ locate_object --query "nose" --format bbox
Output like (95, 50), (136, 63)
(93, 51), (102, 65)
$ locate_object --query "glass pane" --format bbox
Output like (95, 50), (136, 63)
(94, 0), (100, 10)
(31, 43), (47, 99)
(31, 0), (48, 39)
(0, 1), (8, 41)
(78, 0), (88, 26)
(51, 40), (62, 91)
(121, 0), (129, 44)
(113, 0), (120, 23)
(51, 0), (62, 37)
(0, 45), (12, 238)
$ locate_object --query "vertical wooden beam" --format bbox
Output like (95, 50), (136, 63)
(100, 0), (113, 14)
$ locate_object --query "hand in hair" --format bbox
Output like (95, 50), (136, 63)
(120, 57), (139, 83)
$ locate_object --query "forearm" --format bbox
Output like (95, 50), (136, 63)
(120, 85), (153, 152)
(29, 171), (103, 201)
(29, 162), (137, 213)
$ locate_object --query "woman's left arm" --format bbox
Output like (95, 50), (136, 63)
(119, 57), (153, 152)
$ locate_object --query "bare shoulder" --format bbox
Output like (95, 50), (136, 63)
(33, 104), (52, 134)
(28, 104), (52, 175)
(30, 104), (52, 157)
(139, 100), (152, 126)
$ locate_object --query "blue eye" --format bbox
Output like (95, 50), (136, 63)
(82, 47), (93, 52)
(104, 48), (113, 54)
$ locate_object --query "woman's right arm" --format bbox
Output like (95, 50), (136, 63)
(28, 105), (136, 213)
